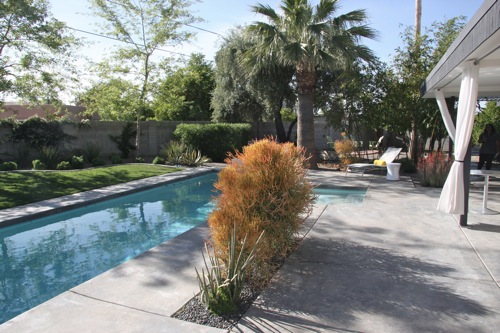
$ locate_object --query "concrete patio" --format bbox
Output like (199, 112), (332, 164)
(0, 166), (499, 332)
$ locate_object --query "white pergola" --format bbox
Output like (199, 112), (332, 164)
(422, 0), (500, 225)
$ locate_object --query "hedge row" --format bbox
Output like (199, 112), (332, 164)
(174, 123), (252, 162)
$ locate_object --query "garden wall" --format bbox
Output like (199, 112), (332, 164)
(0, 118), (342, 162)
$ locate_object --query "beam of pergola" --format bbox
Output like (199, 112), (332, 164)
(421, 0), (500, 225)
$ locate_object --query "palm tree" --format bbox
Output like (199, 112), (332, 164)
(244, 0), (377, 168)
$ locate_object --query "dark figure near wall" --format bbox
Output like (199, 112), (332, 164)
(477, 124), (500, 170)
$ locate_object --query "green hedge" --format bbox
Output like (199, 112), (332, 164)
(173, 123), (252, 162)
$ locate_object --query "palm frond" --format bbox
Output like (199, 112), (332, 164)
(346, 25), (379, 41)
(251, 3), (280, 23)
(315, 0), (338, 22)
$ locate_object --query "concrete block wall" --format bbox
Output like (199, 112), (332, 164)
(0, 119), (342, 162)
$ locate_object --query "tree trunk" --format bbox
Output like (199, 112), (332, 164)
(411, 0), (422, 165)
(297, 91), (317, 168)
(415, 0), (422, 36)
(296, 64), (318, 169)
(136, 54), (151, 156)
(273, 98), (287, 142)
(410, 122), (419, 165)
(286, 117), (297, 142)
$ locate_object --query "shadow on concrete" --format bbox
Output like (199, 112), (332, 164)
(466, 223), (500, 233)
(237, 239), (492, 332)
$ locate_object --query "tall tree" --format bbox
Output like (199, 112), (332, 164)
(244, 0), (376, 168)
(316, 59), (389, 139)
(385, 17), (467, 160)
(211, 28), (268, 124)
(415, 0), (422, 36)
(472, 101), (500, 145)
(78, 78), (142, 121)
(88, 0), (199, 154)
(153, 53), (214, 121)
(0, 0), (79, 104)
(212, 27), (296, 141)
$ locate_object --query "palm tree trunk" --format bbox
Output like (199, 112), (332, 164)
(297, 90), (318, 169)
(415, 0), (422, 35)
(296, 65), (318, 169)
(410, 0), (422, 165)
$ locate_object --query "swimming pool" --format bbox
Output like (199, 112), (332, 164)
(0, 172), (217, 324)
(0, 173), (365, 324)
(314, 187), (366, 206)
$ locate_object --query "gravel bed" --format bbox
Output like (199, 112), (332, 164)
(172, 285), (263, 330)
(172, 239), (301, 330)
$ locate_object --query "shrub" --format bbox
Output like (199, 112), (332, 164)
(85, 141), (101, 164)
(396, 157), (417, 173)
(32, 159), (46, 170)
(208, 138), (314, 286)
(110, 155), (123, 164)
(56, 161), (72, 170)
(162, 140), (187, 165)
(334, 139), (360, 165)
(91, 157), (105, 167)
(174, 123), (252, 162)
(15, 144), (32, 169)
(39, 146), (60, 169)
(9, 117), (75, 151)
(109, 122), (136, 158)
(152, 156), (165, 165)
(417, 152), (453, 187)
(134, 157), (145, 163)
(71, 155), (84, 169)
(180, 147), (210, 166)
(0, 161), (17, 171)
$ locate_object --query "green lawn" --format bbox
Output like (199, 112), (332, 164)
(0, 164), (182, 210)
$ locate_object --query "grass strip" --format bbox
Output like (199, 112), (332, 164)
(0, 165), (182, 210)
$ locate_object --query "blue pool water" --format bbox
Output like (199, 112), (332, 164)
(0, 174), (365, 324)
(0, 173), (217, 324)
(314, 187), (366, 206)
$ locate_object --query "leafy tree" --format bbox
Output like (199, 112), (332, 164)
(317, 60), (389, 139)
(78, 78), (142, 121)
(385, 17), (467, 162)
(153, 53), (214, 120)
(244, 0), (377, 168)
(88, 0), (199, 153)
(211, 28), (267, 123)
(212, 27), (297, 142)
(473, 101), (500, 144)
(0, 0), (79, 104)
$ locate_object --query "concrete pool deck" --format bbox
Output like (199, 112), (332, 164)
(1, 166), (500, 332)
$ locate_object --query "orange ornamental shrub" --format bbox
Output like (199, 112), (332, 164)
(208, 138), (315, 284)
(333, 139), (359, 165)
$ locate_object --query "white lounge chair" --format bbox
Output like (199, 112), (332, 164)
(345, 147), (402, 176)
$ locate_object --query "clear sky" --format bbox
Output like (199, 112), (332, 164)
(49, 0), (485, 65)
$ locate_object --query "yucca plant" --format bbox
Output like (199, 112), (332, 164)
(180, 147), (210, 166)
(162, 140), (187, 165)
(85, 141), (101, 164)
(39, 146), (60, 169)
(196, 226), (264, 315)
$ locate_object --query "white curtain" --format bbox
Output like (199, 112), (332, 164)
(435, 90), (456, 143)
(437, 61), (479, 214)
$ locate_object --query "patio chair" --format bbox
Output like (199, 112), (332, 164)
(345, 147), (402, 176)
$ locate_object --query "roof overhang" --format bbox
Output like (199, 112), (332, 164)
(422, 0), (500, 99)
